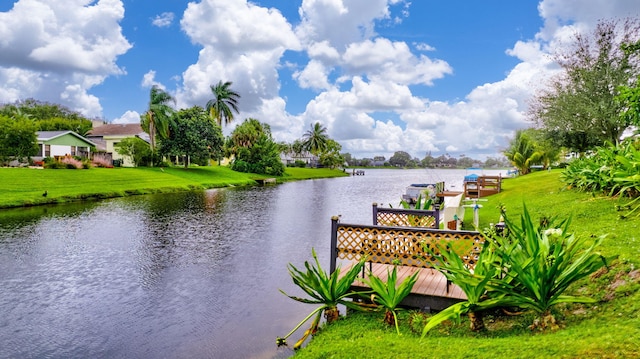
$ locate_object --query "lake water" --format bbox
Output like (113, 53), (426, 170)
(0, 168), (505, 359)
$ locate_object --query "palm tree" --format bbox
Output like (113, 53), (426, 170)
(141, 87), (175, 167)
(504, 130), (543, 175)
(141, 86), (175, 160)
(206, 80), (241, 127)
(302, 122), (329, 155)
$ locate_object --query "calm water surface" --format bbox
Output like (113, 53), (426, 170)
(0, 169), (504, 359)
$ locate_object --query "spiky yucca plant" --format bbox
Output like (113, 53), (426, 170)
(488, 206), (608, 330)
(421, 240), (504, 335)
(363, 266), (419, 334)
(278, 249), (366, 350)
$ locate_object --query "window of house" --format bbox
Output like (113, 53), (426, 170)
(45, 145), (50, 157)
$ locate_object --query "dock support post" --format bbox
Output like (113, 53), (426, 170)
(330, 216), (339, 274)
(372, 203), (379, 225)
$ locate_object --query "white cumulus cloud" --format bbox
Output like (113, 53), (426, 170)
(176, 0), (300, 117)
(152, 12), (174, 28)
(0, 0), (131, 117)
(113, 110), (141, 124)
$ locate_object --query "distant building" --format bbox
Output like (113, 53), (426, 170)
(86, 123), (149, 167)
(280, 151), (319, 167)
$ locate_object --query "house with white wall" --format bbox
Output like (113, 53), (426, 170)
(36, 131), (96, 159)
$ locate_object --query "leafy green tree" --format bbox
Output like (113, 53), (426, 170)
(141, 86), (175, 161)
(389, 151), (412, 167)
(0, 99), (86, 122)
(206, 80), (241, 127)
(528, 18), (640, 150)
(227, 118), (284, 176)
(504, 130), (543, 175)
(421, 152), (436, 168)
(616, 82), (640, 133)
(341, 152), (354, 166)
(319, 139), (344, 169)
(484, 156), (509, 168)
(1, 99), (93, 135)
(0, 115), (39, 163)
(115, 137), (152, 167)
(35, 117), (93, 136)
(457, 156), (476, 169)
(548, 129), (604, 155)
(159, 106), (224, 168)
(302, 122), (329, 155)
(616, 40), (640, 132)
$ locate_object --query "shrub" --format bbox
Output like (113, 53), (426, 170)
(92, 156), (113, 168)
(59, 156), (84, 169)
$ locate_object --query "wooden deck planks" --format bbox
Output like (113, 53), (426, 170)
(339, 261), (467, 301)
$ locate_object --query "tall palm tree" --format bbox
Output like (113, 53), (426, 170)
(302, 122), (329, 155)
(206, 80), (241, 127)
(141, 86), (175, 164)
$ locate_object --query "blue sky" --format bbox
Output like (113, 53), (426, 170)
(1, 0), (639, 160)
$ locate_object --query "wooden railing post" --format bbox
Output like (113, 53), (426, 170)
(330, 216), (339, 274)
(433, 203), (440, 229)
(372, 202), (379, 225)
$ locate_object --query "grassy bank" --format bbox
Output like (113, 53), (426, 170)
(294, 170), (640, 358)
(0, 166), (348, 208)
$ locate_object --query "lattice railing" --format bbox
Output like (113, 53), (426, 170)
(372, 203), (439, 229)
(330, 217), (483, 274)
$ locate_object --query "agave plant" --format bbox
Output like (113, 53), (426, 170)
(487, 206), (608, 330)
(277, 248), (366, 350)
(363, 266), (419, 335)
(399, 193), (433, 210)
(421, 240), (504, 335)
(395, 194), (439, 227)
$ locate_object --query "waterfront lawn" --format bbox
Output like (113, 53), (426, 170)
(0, 166), (348, 208)
(294, 170), (640, 358)
(281, 167), (350, 181)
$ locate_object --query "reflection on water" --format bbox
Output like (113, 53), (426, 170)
(0, 169), (505, 358)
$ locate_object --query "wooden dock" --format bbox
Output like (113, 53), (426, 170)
(464, 175), (502, 198)
(339, 261), (466, 311)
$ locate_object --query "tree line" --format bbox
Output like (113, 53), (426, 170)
(133, 82), (344, 174)
(0, 82), (344, 175)
(341, 151), (510, 169)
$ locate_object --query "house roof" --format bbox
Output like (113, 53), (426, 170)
(87, 123), (144, 137)
(36, 131), (97, 147)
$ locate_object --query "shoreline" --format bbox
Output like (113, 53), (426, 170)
(0, 166), (349, 209)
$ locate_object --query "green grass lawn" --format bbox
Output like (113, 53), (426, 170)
(293, 170), (640, 358)
(0, 166), (348, 208)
